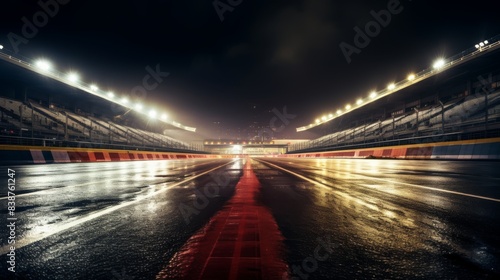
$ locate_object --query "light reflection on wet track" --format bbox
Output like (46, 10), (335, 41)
(254, 158), (500, 280)
(1, 158), (499, 279)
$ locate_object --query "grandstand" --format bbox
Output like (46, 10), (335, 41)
(0, 44), (210, 153)
(291, 90), (500, 152)
(2, 35), (500, 157)
(0, 95), (202, 152)
(290, 45), (500, 153)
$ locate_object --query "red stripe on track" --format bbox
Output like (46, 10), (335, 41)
(157, 159), (289, 280)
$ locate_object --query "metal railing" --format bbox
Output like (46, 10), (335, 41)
(1, 97), (206, 152)
(0, 135), (208, 154)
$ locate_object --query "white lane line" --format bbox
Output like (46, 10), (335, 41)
(258, 159), (500, 203)
(256, 160), (331, 190)
(0, 159), (238, 255)
(352, 174), (500, 203)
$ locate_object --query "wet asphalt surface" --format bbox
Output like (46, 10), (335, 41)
(0, 159), (243, 280)
(1, 158), (500, 279)
(254, 158), (500, 280)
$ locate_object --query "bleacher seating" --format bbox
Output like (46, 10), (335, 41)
(0, 96), (196, 150)
(290, 88), (500, 152)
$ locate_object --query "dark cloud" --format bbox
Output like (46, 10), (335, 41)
(226, 43), (251, 58)
(257, 1), (337, 65)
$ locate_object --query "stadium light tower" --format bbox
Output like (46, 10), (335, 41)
(433, 58), (445, 69)
(67, 72), (79, 83)
(0, 45), (4, 50)
(475, 40), (489, 51)
(35, 59), (52, 72)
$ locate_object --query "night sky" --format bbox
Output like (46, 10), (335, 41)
(1, 0), (499, 139)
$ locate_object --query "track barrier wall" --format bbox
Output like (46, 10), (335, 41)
(0, 145), (235, 164)
(1, 138), (500, 164)
(281, 138), (500, 160)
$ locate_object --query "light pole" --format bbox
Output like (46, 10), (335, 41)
(414, 107), (419, 137)
(438, 100), (444, 133)
(19, 104), (23, 138)
(484, 83), (489, 133)
(378, 120), (382, 137)
(392, 114), (395, 139)
(89, 119), (93, 141)
(108, 122), (112, 144)
(475, 40), (489, 51)
(363, 123), (367, 143)
(64, 112), (68, 141)
(31, 106), (34, 139)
